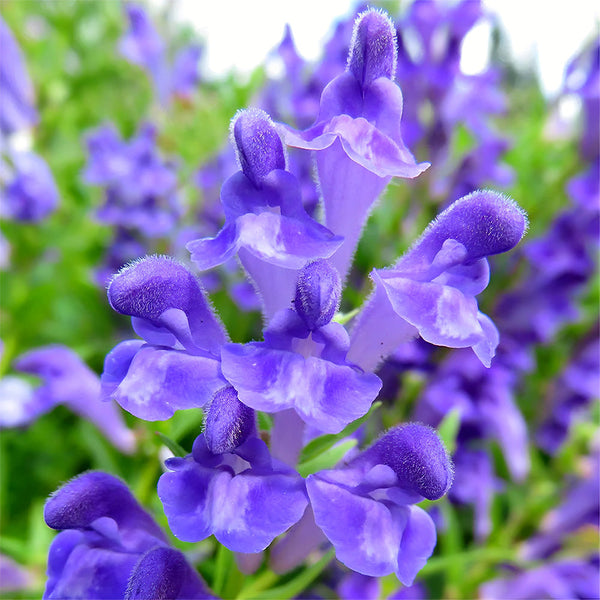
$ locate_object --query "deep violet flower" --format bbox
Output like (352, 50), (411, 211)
(282, 8), (429, 279)
(44, 471), (213, 599)
(101, 255), (227, 420)
(221, 260), (382, 434)
(1, 150), (59, 222)
(3, 346), (135, 454)
(187, 108), (342, 318)
(83, 123), (180, 237)
(158, 389), (307, 552)
(348, 190), (527, 371)
(0, 16), (38, 135)
(307, 423), (453, 585)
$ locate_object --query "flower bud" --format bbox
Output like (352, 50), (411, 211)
(365, 423), (453, 500)
(347, 9), (397, 87)
(294, 260), (341, 330)
(204, 386), (256, 454)
(231, 108), (286, 187)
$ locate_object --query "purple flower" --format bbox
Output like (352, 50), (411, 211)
(348, 190), (527, 371)
(283, 8), (429, 279)
(480, 559), (600, 600)
(158, 429), (308, 552)
(187, 108), (342, 318)
(4, 346), (135, 454)
(221, 260), (382, 434)
(0, 16), (38, 134)
(44, 471), (213, 599)
(0, 554), (33, 593)
(307, 423), (453, 584)
(1, 150), (59, 222)
(83, 123), (180, 237)
(101, 255), (227, 421)
(171, 45), (202, 98)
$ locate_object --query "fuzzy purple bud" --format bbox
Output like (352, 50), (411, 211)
(108, 255), (201, 323)
(294, 260), (341, 330)
(204, 386), (256, 454)
(405, 190), (528, 267)
(347, 9), (397, 87)
(231, 108), (286, 187)
(364, 423), (453, 500)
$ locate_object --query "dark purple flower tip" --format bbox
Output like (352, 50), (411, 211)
(347, 8), (397, 87)
(126, 547), (186, 600)
(107, 255), (201, 324)
(412, 190), (528, 265)
(366, 423), (453, 500)
(126, 546), (212, 600)
(231, 108), (287, 187)
(204, 386), (256, 454)
(44, 471), (163, 538)
(294, 259), (341, 330)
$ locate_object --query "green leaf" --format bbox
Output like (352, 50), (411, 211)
(437, 408), (461, 455)
(333, 307), (360, 325)
(298, 401), (381, 465)
(297, 439), (357, 478)
(257, 411), (274, 432)
(154, 432), (187, 458)
(239, 549), (335, 600)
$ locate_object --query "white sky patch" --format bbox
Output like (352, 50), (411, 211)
(151, 0), (599, 96)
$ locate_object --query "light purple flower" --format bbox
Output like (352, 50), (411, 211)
(348, 190), (527, 371)
(158, 432), (308, 553)
(171, 45), (202, 98)
(44, 471), (213, 599)
(101, 255), (227, 421)
(6, 346), (135, 454)
(0, 16), (38, 134)
(1, 150), (59, 222)
(307, 423), (453, 584)
(221, 260), (381, 434)
(187, 108), (342, 318)
(283, 8), (429, 279)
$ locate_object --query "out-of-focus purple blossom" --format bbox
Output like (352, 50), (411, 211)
(94, 228), (147, 288)
(338, 572), (380, 600)
(480, 559), (600, 600)
(537, 335), (600, 453)
(44, 471), (214, 599)
(283, 8), (429, 280)
(395, 0), (513, 202)
(0, 554), (33, 593)
(221, 260), (381, 434)
(348, 190), (527, 371)
(187, 108), (342, 318)
(0, 16), (38, 135)
(83, 123), (180, 237)
(171, 45), (202, 98)
(2, 346), (136, 454)
(101, 255), (227, 421)
(1, 150), (59, 222)
(119, 4), (201, 104)
(307, 423), (453, 585)
(158, 433), (308, 553)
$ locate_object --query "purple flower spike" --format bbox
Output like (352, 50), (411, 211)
(294, 259), (341, 331)
(282, 8), (429, 280)
(204, 386), (256, 454)
(348, 190), (527, 370)
(360, 423), (454, 501)
(44, 472), (213, 600)
(158, 435), (308, 553)
(347, 9), (397, 87)
(232, 108), (287, 187)
(102, 256), (227, 421)
(306, 423), (451, 584)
